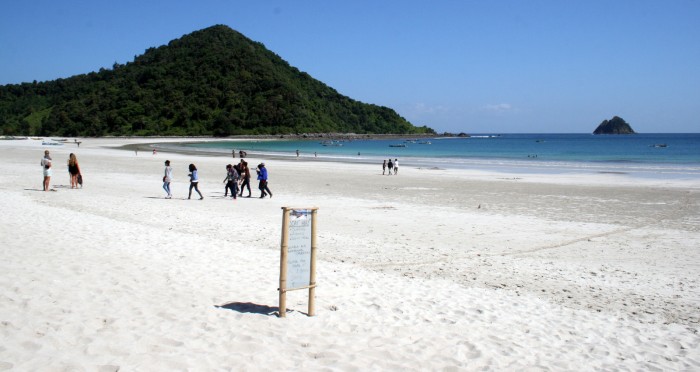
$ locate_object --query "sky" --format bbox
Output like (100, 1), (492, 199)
(1, 1), (698, 133)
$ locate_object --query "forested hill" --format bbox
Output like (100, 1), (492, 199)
(0, 25), (434, 136)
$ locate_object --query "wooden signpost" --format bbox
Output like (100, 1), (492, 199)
(279, 207), (318, 317)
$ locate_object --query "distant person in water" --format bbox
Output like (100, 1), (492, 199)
(394, 159), (399, 175)
(41, 150), (52, 191)
(163, 160), (173, 198)
(256, 162), (272, 198)
(188, 163), (203, 200)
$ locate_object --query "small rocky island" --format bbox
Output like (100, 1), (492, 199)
(593, 116), (636, 134)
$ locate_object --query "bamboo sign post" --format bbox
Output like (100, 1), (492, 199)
(279, 207), (318, 318)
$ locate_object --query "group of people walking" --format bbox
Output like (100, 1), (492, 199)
(162, 158), (272, 200)
(382, 159), (399, 175)
(39, 149), (273, 200)
(40, 150), (82, 191)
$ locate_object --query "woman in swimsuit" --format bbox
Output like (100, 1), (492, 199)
(67, 153), (81, 189)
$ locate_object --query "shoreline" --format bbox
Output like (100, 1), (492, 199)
(139, 138), (700, 187)
(5, 136), (700, 186)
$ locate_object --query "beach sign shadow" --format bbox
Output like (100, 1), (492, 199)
(216, 302), (280, 316)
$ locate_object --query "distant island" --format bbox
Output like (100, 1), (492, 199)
(0, 25), (434, 137)
(593, 116), (636, 135)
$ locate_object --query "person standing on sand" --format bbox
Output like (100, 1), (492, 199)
(230, 164), (240, 199)
(67, 153), (82, 189)
(41, 150), (52, 191)
(382, 160), (387, 175)
(188, 163), (204, 200)
(238, 160), (252, 197)
(223, 164), (239, 199)
(163, 160), (173, 198)
(387, 159), (394, 175)
(256, 162), (272, 198)
(223, 164), (231, 197)
(394, 159), (399, 175)
(238, 159), (250, 198)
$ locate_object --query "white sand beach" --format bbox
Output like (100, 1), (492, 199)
(1, 138), (698, 371)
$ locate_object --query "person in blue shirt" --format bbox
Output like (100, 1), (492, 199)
(256, 163), (273, 198)
(188, 163), (204, 200)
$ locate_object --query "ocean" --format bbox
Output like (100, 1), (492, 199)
(168, 133), (700, 180)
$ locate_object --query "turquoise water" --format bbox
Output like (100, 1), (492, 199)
(170, 133), (700, 178)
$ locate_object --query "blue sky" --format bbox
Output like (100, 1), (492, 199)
(1, 1), (698, 133)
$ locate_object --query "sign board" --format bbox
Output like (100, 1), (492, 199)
(286, 209), (313, 289)
(279, 207), (318, 317)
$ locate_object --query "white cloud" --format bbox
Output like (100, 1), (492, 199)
(483, 103), (512, 112)
(410, 103), (449, 115)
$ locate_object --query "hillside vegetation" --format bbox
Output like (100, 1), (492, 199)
(0, 25), (434, 137)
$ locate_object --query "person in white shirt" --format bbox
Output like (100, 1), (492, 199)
(40, 150), (52, 191)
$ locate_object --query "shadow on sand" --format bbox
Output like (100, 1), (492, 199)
(215, 302), (282, 316)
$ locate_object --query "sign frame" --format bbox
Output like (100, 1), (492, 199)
(279, 206), (318, 317)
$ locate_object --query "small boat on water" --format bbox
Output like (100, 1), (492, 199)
(389, 144), (407, 148)
(651, 144), (668, 148)
(418, 141), (431, 145)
